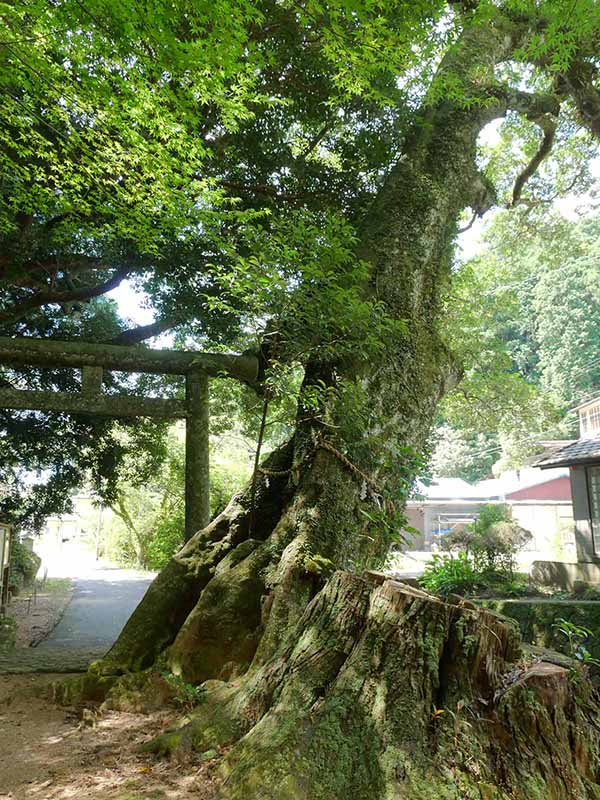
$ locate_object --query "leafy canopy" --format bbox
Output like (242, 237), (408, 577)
(1, 0), (600, 526)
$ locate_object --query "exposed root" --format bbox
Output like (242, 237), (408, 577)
(140, 573), (600, 800)
(87, 440), (295, 677)
(166, 540), (271, 683)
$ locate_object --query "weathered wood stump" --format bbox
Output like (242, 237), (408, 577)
(130, 572), (600, 800)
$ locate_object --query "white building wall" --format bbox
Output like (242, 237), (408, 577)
(510, 502), (575, 566)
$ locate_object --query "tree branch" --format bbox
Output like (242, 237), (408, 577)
(488, 86), (560, 207)
(109, 318), (179, 346)
(511, 116), (557, 206)
(0, 267), (131, 326)
(505, 88), (561, 122)
(458, 210), (477, 233)
(0, 256), (120, 287)
(556, 60), (600, 140)
(301, 123), (331, 159)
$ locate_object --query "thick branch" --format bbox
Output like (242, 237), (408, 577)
(0, 267), (131, 325)
(109, 318), (178, 346)
(557, 60), (600, 140)
(503, 88), (561, 121)
(511, 116), (557, 206)
(0, 255), (102, 285)
(487, 86), (560, 206)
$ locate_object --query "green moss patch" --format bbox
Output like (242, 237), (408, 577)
(476, 600), (600, 660)
(51, 670), (118, 706)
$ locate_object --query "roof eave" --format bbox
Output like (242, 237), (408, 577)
(539, 456), (600, 470)
(569, 393), (600, 413)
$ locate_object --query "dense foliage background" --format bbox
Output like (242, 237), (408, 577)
(1, 0), (599, 539)
(432, 208), (600, 482)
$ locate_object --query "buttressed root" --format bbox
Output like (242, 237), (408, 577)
(141, 572), (600, 800)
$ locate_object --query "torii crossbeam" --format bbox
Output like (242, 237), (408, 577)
(0, 336), (259, 540)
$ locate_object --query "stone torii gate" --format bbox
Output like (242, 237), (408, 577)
(0, 336), (259, 540)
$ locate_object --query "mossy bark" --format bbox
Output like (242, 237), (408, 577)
(478, 599), (600, 663)
(145, 575), (600, 800)
(166, 539), (270, 682)
(99, 440), (295, 675)
(61, 18), (600, 799)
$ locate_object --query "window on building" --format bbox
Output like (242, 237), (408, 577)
(580, 402), (600, 438)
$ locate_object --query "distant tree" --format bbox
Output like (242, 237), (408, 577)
(107, 430), (252, 569)
(534, 219), (600, 407)
(433, 211), (600, 478)
(429, 424), (498, 483)
(468, 211), (600, 410)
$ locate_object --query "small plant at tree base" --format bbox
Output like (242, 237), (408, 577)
(421, 552), (484, 596)
(161, 672), (206, 711)
(441, 504), (532, 583)
(430, 699), (473, 747)
(553, 618), (600, 676)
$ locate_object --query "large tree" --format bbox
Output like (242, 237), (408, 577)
(4, 1), (600, 797)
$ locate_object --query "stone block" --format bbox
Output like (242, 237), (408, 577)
(531, 560), (600, 591)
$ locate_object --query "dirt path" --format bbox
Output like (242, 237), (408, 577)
(1, 569), (154, 676)
(0, 674), (217, 800)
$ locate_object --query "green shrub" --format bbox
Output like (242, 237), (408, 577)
(421, 552), (484, 596)
(9, 539), (41, 593)
(441, 504), (531, 579)
(106, 432), (251, 570)
(160, 672), (206, 710)
(144, 509), (185, 570)
(553, 618), (600, 682)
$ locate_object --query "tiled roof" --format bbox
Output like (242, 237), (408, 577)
(537, 437), (600, 469)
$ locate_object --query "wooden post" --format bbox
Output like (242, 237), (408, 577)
(0, 523), (12, 615)
(185, 371), (210, 541)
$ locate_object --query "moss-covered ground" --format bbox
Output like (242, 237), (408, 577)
(476, 598), (600, 660)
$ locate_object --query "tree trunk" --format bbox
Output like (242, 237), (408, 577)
(100, 439), (295, 674)
(68, 19), (600, 800)
(110, 573), (600, 800)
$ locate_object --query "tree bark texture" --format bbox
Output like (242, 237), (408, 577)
(101, 574), (599, 800)
(62, 17), (600, 800)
